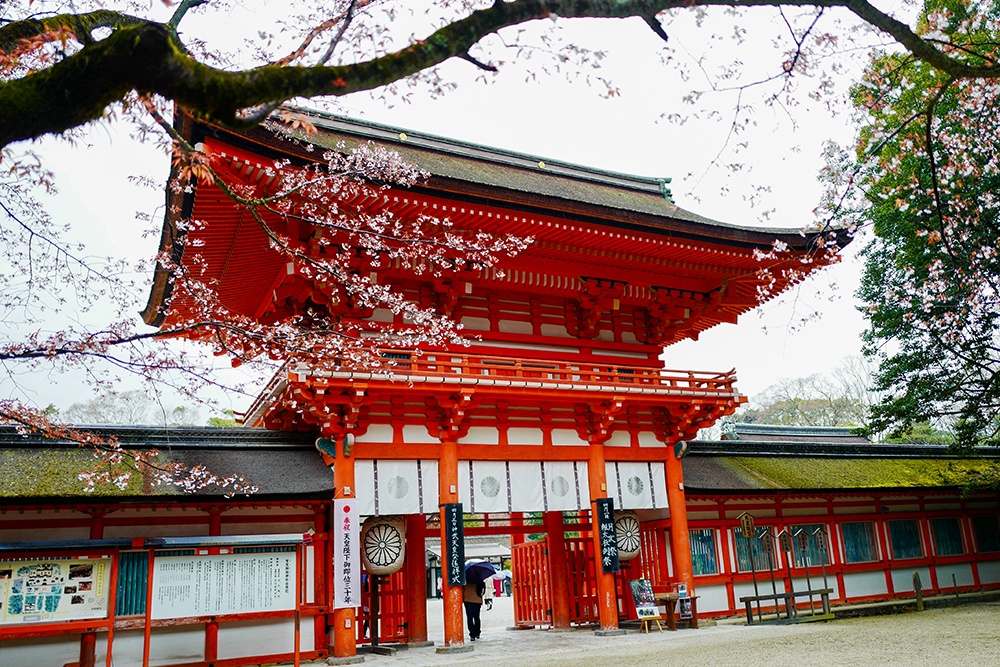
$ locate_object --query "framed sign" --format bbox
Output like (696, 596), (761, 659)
(629, 579), (659, 618)
(443, 503), (465, 586)
(595, 498), (620, 574)
(0, 557), (111, 625)
(151, 552), (295, 619)
(738, 512), (756, 540)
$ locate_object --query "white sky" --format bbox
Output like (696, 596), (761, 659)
(5, 2), (890, 414)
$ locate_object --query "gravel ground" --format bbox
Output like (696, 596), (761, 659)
(329, 597), (1000, 667)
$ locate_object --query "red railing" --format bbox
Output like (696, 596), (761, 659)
(370, 350), (736, 392)
(244, 350), (740, 425)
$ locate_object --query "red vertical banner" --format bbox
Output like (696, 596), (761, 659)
(334, 499), (360, 609)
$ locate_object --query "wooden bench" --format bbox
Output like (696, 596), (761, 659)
(739, 589), (833, 624)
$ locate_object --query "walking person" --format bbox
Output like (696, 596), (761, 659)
(463, 580), (485, 641)
(483, 577), (494, 611)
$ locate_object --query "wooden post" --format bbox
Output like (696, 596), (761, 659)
(545, 511), (572, 629)
(405, 514), (429, 642)
(331, 436), (357, 659)
(665, 447), (694, 595)
(314, 507), (327, 652)
(80, 632), (97, 667)
(587, 442), (619, 631)
(205, 621), (218, 663)
(439, 437), (465, 647)
(913, 571), (924, 611)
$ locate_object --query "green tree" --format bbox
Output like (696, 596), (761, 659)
(839, 1), (1000, 449)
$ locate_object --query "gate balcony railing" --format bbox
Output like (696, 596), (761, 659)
(245, 349), (741, 424)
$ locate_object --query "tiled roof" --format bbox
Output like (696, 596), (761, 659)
(0, 426), (330, 501)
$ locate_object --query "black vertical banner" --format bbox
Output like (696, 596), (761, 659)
(444, 503), (466, 586)
(595, 497), (620, 573)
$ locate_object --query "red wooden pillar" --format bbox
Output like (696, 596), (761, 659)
(314, 506), (328, 651)
(204, 622), (218, 664)
(88, 509), (106, 540)
(80, 631), (97, 667)
(84, 508), (106, 666)
(665, 447), (694, 594)
(439, 437), (465, 646)
(587, 443), (618, 631)
(331, 440), (357, 659)
(206, 506), (222, 662)
(545, 511), (572, 629)
(511, 512), (525, 546)
(405, 514), (429, 642)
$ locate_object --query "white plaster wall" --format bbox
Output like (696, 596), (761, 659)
(637, 432), (663, 448)
(498, 319), (533, 334)
(507, 427), (543, 446)
(218, 617), (314, 659)
(1, 524), (90, 543)
(221, 521), (313, 536)
(791, 575), (840, 598)
(464, 426), (500, 445)
(976, 560), (1000, 584)
(891, 567), (931, 595)
(605, 430), (631, 448)
(460, 316), (490, 330)
(0, 632), (79, 667)
(101, 626), (204, 666)
(693, 583), (730, 613)
(781, 507), (828, 517)
(551, 429), (587, 446)
(360, 423), (394, 442)
(936, 562), (975, 588)
(105, 523), (210, 539)
(401, 425), (439, 444)
(842, 570), (889, 598)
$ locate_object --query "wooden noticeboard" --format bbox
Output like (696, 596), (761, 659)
(595, 498), (620, 574)
(443, 503), (465, 586)
(629, 579), (659, 618)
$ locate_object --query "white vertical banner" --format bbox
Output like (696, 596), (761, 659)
(333, 498), (360, 609)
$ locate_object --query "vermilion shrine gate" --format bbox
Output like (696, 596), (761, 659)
(142, 110), (845, 658)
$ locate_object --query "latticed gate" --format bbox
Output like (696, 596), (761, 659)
(563, 537), (600, 624)
(512, 539), (552, 626)
(357, 568), (409, 644)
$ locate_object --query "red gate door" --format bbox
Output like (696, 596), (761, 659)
(564, 537), (599, 624)
(512, 539), (552, 627)
(357, 569), (409, 645)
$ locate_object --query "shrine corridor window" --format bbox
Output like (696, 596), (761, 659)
(689, 529), (718, 575)
(791, 524), (830, 567)
(932, 518), (965, 556)
(972, 515), (1000, 553)
(734, 529), (770, 573)
(887, 520), (923, 560)
(842, 522), (879, 564)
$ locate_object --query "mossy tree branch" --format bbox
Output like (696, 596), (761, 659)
(2, 0), (999, 149)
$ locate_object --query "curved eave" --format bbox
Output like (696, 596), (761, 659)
(142, 111), (850, 328)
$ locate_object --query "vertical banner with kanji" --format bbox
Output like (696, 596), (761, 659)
(595, 497), (620, 574)
(443, 503), (465, 586)
(333, 498), (360, 609)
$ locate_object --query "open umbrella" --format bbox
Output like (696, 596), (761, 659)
(464, 559), (497, 584)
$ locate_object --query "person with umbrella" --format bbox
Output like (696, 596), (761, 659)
(463, 560), (496, 641)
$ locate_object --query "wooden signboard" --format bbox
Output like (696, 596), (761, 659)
(443, 503), (466, 586)
(595, 498), (620, 574)
(629, 579), (659, 618)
